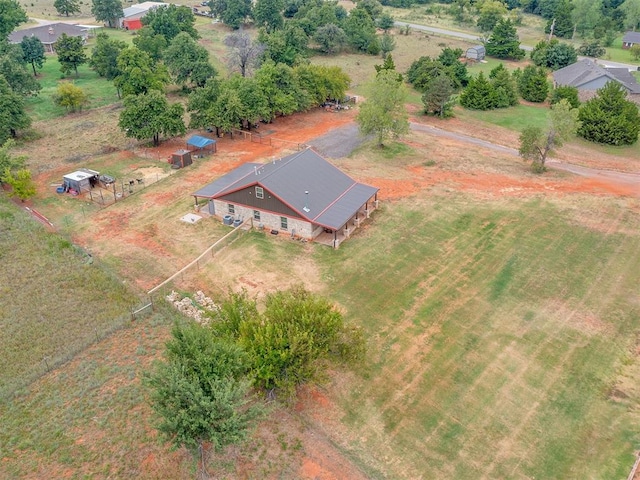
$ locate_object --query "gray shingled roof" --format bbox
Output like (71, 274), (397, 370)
(623, 31), (640, 44)
(193, 149), (378, 230)
(553, 59), (640, 94)
(8, 23), (87, 45)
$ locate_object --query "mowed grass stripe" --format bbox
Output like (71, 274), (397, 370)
(318, 195), (640, 479)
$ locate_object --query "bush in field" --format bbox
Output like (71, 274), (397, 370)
(207, 287), (365, 400)
(53, 82), (88, 112)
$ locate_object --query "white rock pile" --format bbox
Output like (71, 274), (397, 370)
(165, 290), (219, 325)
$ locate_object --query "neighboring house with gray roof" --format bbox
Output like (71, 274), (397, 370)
(193, 149), (379, 248)
(552, 59), (640, 96)
(8, 23), (88, 53)
(622, 31), (640, 49)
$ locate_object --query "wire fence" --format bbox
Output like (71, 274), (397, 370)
(230, 128), (308, 151)
(148, 218), (252, 297)
(0, 298), (156, 400)
(74, 170), (177, 208)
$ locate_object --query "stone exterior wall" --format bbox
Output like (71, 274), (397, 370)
(213, 200), (315, 238)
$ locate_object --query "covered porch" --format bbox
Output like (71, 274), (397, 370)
(313, 197), (379, 248)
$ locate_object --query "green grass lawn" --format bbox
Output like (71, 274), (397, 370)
(604, 37), (640, 65)
(312, 193), (640, 479)
(456, 102), (550, 132)
(26, 54), (119, 121)
(0, 197), (140, 398)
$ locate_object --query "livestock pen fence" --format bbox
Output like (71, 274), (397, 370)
(82, 170), (177, 208)
(229, 128), (308, 151)
(147, 218), (252, 298)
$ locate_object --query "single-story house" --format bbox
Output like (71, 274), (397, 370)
(119, 1), (168, 29)
(552, 59), (640, 95)
(62, 168), (100, 193)
(193, 148), (379, 248)
(8, 23), (88, 53)
(622, 31), (640, 49)
(466, 45), (485, 61)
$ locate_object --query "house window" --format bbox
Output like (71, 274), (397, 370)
(280, 217), (288, 230)
(255, 186), (264, 199)
(253, 210), (260, 221)
(228, 204), (235, 214)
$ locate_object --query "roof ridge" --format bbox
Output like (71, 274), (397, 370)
(312, 181), (358, 222)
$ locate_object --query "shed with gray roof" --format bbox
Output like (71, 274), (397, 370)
(193, 149), (379, 248)
(552, 59), (640, 94)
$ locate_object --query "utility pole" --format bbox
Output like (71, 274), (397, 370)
(548, 18), (555, 42)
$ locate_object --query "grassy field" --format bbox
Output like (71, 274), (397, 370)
(0, 196), (139, 398)
(456, 103), (550, 132)
(308, 192), (640, 479)
(26, 56), (119, 121)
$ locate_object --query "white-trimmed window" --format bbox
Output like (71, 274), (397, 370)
(255, 186), (264, 199)
(228, 204), (235, 214)
(253, 210), (260, 221)
(280, 216), (288, 230)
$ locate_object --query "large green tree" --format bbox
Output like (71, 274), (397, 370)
(519, 99), (580, 172)
(517, 65), (549, 103)
(477, 0), (508, 32)
(54, 33), (87, 77)
(164, 32), (214, 87)
(114, 47), (169, 97)
(343, 6), (379, 54)
(0, 46), (41, 96)
(132, 27), (167, 62)
(145, 321), (262, 478)
(459, 71), (498, 110)
(253, 0), (284, 32)
(356, 68), (409, 147)
(91, 0), (123, 28)
(0, 76), (30, 143)
(530, 39), (577, 71)
(119, 90), (185, 146)
(0, 139), (26, 186)
(313, 23), (347, 54)
(621, 0), (640, 30)
(572, 0), (603, 36)
(89, 32), (127, 80)
(20, 36), (46, 76)
(422, 73), (455, 118)
(141, 4), (199, 42)
(577, 82), (640, 145)
(255, 60), (304, 119)
(54, 0), (81, 17)
(485, 18), (525, 60)
(490, 63), (518, 107)
(545, 0), (573, 38)
(0, 0), (28, 39)
(210, 0), (252, 29)
(259, 23), (309, 66)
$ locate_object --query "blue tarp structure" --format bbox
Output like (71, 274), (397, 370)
(187, 135), (217, 153)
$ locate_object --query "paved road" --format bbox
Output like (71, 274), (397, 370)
(395, 21), (640, 70)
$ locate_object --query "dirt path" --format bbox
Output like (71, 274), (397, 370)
(409, 121), (640, 190)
